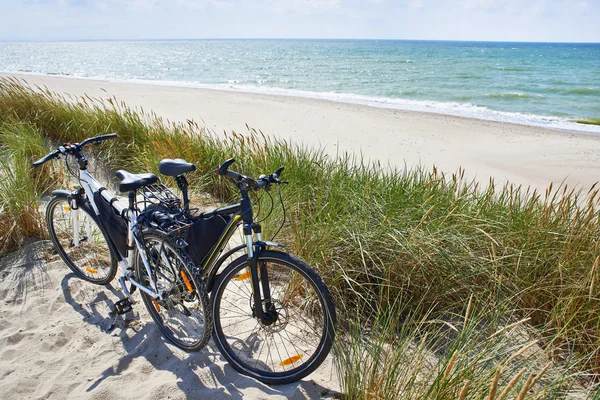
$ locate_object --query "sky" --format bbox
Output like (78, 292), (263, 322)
(0, 0), (598, 42)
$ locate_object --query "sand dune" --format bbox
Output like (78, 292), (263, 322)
(0, 241), (339, 399)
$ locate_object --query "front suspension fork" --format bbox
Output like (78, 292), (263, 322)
(245, 224), (275, 324)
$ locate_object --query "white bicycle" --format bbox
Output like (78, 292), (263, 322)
(34, 134), (211, 351)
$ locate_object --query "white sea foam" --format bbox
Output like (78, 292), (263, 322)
(5, 70), (600, 135)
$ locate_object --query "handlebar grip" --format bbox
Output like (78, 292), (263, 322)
(217, 158), (236, 176)
(93, 133), (118, 142)
(274, 166), (284, 178)
(32, 150), (59, 167)
(80, 133), (118, 147)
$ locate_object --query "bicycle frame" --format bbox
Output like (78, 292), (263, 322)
(66, 169), (164, 301)
(193, 191), (285, 323)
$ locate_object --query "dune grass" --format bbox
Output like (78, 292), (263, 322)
(0, 77), (599, 396)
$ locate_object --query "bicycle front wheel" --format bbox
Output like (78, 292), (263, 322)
(135, 233), (212, 352)
(46, 196), (117, 285)
(212, 251), (336, 384)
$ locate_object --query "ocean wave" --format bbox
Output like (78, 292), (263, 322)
(496, 66), (530, 72)
(487, 92), (544, 99)
(567, 88), (600, 95)
(455, 74), (482, 80)
(4, 70), (600, 135)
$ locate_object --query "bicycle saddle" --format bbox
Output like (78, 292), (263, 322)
(159, 158), (196, 177)
(115, 170), (158, 192)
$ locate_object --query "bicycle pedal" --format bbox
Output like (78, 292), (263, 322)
(113, 298), (134, 315)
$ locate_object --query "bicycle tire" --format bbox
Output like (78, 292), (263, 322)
(46, 196), (117, 285)
(135, 232), (212, 352)
(212, 251), (336, 384)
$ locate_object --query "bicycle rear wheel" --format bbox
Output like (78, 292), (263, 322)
(135, 232), (212, 352)
(46, 196), (117, 285)
(212, 251), (336, 384)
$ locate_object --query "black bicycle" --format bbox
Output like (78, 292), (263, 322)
(149, 157), (337, 384)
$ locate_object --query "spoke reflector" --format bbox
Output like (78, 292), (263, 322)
(86, 267), (98, 274)
(153, 300), (161, 312)
(280, 354), (303, 366)
(180, 270), (194, 293)
(235, 270), (251, 281)
(63, 205), (71, 211)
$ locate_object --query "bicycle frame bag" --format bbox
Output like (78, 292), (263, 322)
(93, 191), (128, 257)
(186, 214), (230, 267)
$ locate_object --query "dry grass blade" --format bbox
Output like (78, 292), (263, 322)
(458, 380), (470, 400)
(488, 367), (501, 400)
(497, 367), (526, 400)
(443, 350), (459, 381)
(505, 341), (538, 366)
(516, 372), (534, 400)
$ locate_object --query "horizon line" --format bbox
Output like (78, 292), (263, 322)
(1, 38), (599, 44)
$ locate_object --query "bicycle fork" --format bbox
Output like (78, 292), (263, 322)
(245, 225), (277, 325)
(68, 198), (91, 247)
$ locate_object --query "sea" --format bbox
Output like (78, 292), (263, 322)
(1, 39), (599, 133)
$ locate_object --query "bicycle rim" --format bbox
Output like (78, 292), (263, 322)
(213, 253), (334, 382)
(47, 197), (116, 284)
(137, 234), (211, 351)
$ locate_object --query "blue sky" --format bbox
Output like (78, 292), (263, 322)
(1, 0), (598, 42)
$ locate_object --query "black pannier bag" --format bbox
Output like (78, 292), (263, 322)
(93, 191), (128, 257)
(186, 215), (230, 267)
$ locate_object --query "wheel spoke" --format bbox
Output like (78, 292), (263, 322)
(137, 234), (210, 352)
(214, 255), (334, 381)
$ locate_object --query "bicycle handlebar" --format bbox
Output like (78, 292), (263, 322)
(32, 133), (118, 167)
(32, 149), (61, 167)
(216, 158), (285, 190)
(79, 133), (118, 147)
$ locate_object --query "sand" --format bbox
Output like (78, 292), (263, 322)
(3, 73), (600, 191)
(0, 241), (339, 399)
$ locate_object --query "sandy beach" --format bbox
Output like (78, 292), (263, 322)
(0, 241), (339, 399)
(3, 73), (600, 192)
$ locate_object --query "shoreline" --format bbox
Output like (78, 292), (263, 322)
(5, 70), (600, 136)
(3, 72), (600, 191)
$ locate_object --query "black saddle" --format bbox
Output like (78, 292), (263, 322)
(115, 170), (158, 192)
(159, 159), (196, 177)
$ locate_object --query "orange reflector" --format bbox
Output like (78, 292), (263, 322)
(153, 300), (161, 312)
(235, 270), (251, 281)
(63, 205), (71, 211)
(86, 267), (98, 274)
(280, 354), (303, 366)
(180, 270), (194, 293)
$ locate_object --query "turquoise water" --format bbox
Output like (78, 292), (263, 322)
(1, 40), (599, 132)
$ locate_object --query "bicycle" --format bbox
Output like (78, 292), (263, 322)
(34, 134), (336, 384)
(151, 157), (337, 384)
(33, 134), (211, 352)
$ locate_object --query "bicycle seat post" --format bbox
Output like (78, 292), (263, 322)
(128, 190), (136, 211)
(174, 174), (190, 214)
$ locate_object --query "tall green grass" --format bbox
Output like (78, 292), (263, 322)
(0, 77), (598, 395)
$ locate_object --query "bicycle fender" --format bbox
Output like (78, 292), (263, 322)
(51, 189), (72, 198)
(262, 241), (285, 248)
